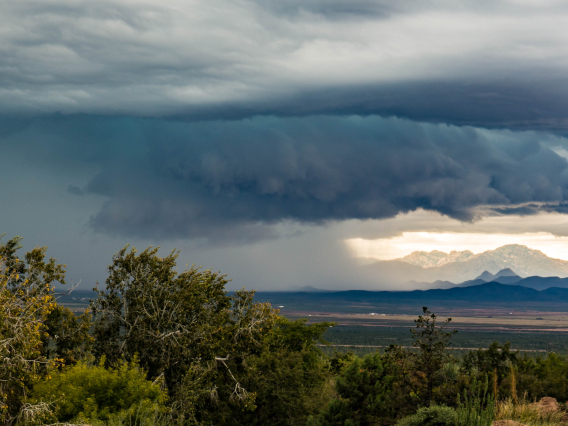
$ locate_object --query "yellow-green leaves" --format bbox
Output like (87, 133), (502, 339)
(0, 235), (73, 423)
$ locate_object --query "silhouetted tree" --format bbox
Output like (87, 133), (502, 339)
(411, 306), (457, 407)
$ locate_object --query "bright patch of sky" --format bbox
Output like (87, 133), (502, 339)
(347, 232), (568, 261)
(346, 211), (568, 261)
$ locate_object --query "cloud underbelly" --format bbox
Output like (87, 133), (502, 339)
(38, 114), (562, 242)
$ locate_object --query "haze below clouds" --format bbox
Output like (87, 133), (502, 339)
(3, 0), (568, 290)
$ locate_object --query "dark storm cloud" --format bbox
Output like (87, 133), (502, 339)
(2, 0), (568, 130)
(174, 80), (568, 131)
(503, 202), (568, 216)
(3, 114), (568, 242)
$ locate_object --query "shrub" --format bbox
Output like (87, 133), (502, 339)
(28, 357), (167, 424)
(495, 396), (564, 426)
(396, 405), (458, 426)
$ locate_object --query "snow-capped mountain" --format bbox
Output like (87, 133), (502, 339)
(400, 245), (568, 278)
(365, 245), (568, 286)
(401, 250), (475, 268)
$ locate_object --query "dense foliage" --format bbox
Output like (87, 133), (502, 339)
(309, 350), (414, 426)
(395, 405), (458, 426)
(0, 236), (91, 423)
(28, 357), (167, 424)
(3, 234), (568, 425)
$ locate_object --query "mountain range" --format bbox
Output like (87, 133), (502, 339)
(364, 245), (568, 286)
(357, 283), (568, 303)
(262, 283), (568, 305)
(414, 267), (568, 291)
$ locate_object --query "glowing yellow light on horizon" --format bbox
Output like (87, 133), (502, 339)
(346, 231), (568, 261)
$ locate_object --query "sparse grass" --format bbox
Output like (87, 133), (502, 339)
(495, 397), (565, 426)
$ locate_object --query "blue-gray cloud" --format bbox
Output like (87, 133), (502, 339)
(3, 114), (568, 242)
(1, 0), (568, 131)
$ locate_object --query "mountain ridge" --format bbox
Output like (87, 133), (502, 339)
(365, 245), (568, 285)
(262, 282), (568, 303)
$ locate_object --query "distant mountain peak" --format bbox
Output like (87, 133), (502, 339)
(488, 244), (548, 258)
(401, 249), (475, 268)
(493, 244), (537, 251)
(475, 268), (520, 282)
(476, 271), (495, 281)
(495, 268), (519, 278)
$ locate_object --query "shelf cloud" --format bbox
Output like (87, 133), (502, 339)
(2, 114), (568, 242)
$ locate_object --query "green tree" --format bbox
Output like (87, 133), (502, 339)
(311, 348), (415, 426)
(462, 342), (517, 386)
(411, 307), (457, 407)
(0, 236), (90, 423)
(236, 318), (334, 426)
(42, 304), (93, 366)
(90, 246), (279, 406)
(512, 352), (568, 401)
(174, 317), (334, 426)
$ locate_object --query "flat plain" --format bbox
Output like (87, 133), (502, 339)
(254, 292), (568, 355)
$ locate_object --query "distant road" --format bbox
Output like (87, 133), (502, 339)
(319, 344), (548, 352)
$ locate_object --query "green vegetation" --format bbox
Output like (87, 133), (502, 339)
(28, 357), (167, 424)
(309, 350), (414, 425)
(396, 405), (459, 426)
(411, 307), (457, 406)
(456, 377), (495, 426)
(320, 326), (568, 359)
(4, 234), (568, 425)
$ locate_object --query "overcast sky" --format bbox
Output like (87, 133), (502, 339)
(3, 0), (568, 290)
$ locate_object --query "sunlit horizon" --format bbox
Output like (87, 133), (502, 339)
(346, 231), (568, 262)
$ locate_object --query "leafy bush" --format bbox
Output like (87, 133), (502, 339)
(28, 357), (167, 424)
(395, 405), (458, 426)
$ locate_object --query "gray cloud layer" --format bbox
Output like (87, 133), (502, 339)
(3, 114), (568, 242)
(2, 1), (568, 129)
